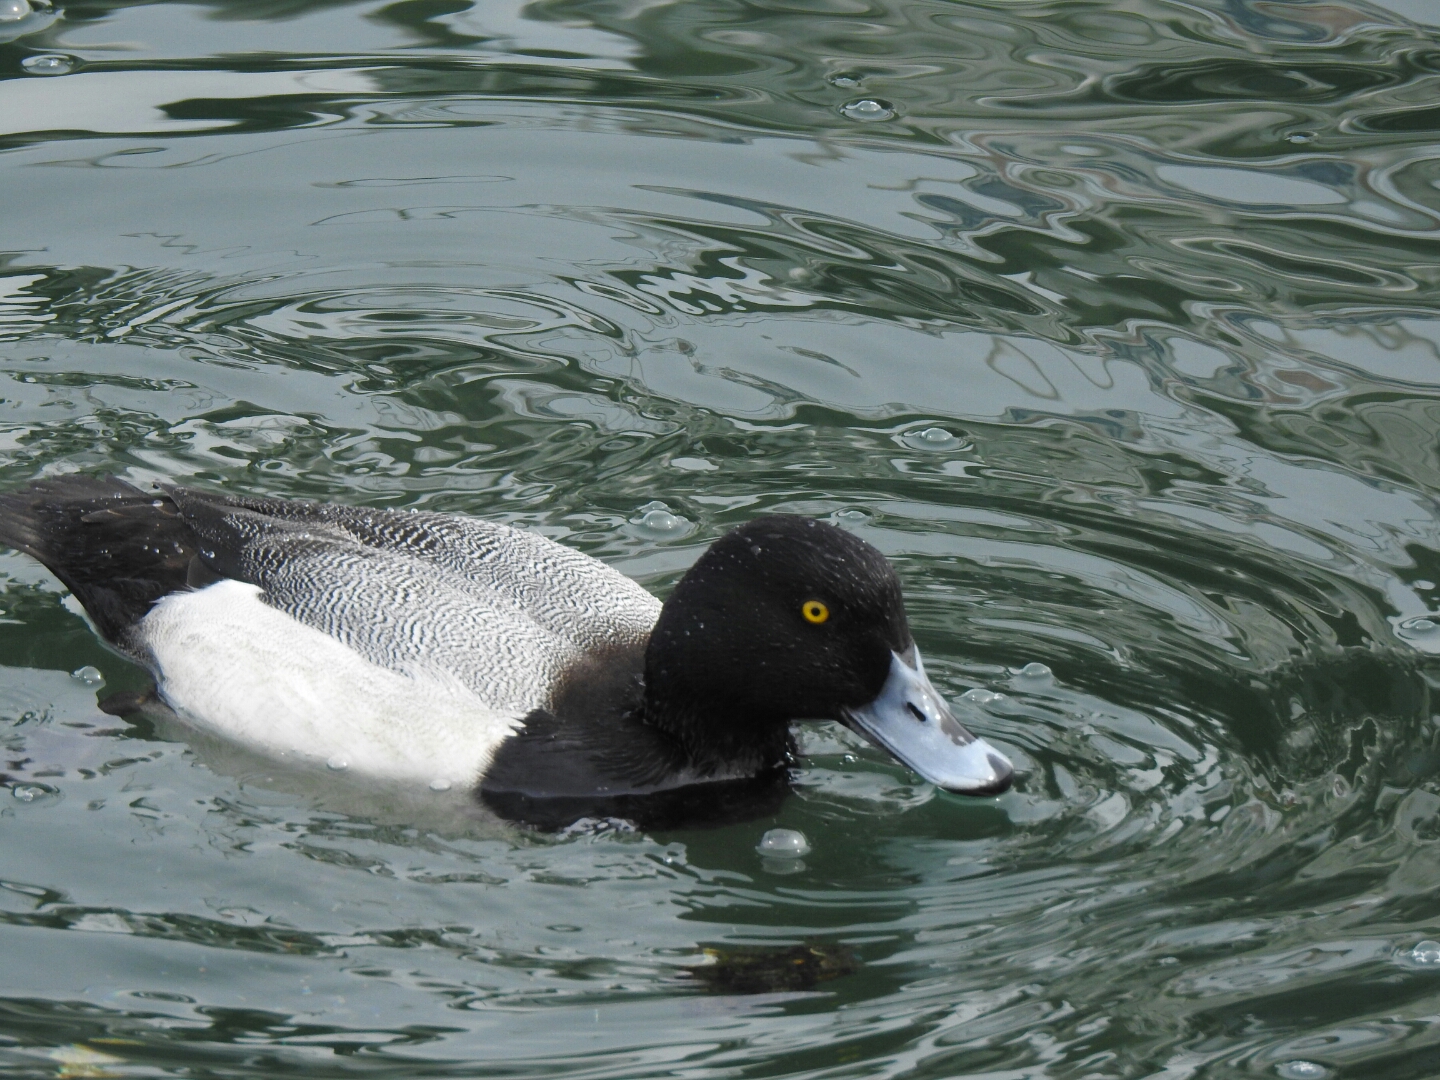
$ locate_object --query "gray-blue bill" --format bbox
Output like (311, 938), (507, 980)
(842, 648), (1014, 795)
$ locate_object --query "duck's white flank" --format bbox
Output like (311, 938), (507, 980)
(137, 579), (524, 786)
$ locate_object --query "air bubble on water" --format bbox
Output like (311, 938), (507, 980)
(757, 828), (810, 857)
(1395, 615), (1440, 652)
(832, 508), (868, 526)
(71, 666), (104, 686)
(641, 509), (681, 532)
(22, 54), (72, 74)
(326, 755), (349, 771)
(1276, 1062), (1328, 1080)
(962, 688), (1003, 706)
(1285, 131), (1316, 144)
(757, 832), (809, 875)
(1016, 662), (1053, 684)
(428, 778), (452, 792)
(906, 426), (964, 451)
(12, 783), (56, 803)
(840, 98), (896, 122)
(1408, 939), (1440, 965)
(631, 501), (690, 537)
(0, 0), (30, 21)
(829, 71), (863, 88)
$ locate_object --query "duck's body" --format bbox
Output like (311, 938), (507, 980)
(0, 477), (1012, 828)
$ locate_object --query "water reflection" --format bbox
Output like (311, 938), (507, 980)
(3, 0), (1440, 1075)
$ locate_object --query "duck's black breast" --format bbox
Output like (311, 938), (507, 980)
(477, 642), (793, 831)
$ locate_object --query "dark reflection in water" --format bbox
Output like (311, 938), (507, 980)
(3, 0), (1440, 1075)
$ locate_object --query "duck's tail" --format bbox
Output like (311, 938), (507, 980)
(0, 476), (202, 647)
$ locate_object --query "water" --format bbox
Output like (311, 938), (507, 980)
(1, 0), (1439, 1075)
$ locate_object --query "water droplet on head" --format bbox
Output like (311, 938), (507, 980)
(326, 755), (349, 771)
(756, 828), (810, 857)
(428, 778), (452, 792)
(840, 98), (896, 122)
(21, 54), (71, 75)
(0, 0), (31, 21)
(71, 666), (104, 687)
(1276, 1062), (1328, 1080)
(1410, 939), (1440, 965)
(1017, 662), (1053, 683)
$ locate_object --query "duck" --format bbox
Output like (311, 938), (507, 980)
(0, 476), (1013, 829)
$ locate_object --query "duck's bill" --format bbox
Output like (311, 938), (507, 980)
(841, 648), (1014, 796)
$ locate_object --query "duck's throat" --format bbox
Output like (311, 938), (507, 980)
(636, 690), (795, 780)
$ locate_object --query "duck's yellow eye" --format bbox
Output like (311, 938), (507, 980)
(802, 600), (829, 625)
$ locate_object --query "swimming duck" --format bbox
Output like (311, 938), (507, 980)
(0, 477), (1013, 828)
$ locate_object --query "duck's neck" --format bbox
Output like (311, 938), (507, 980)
(636, 679), (794, 780)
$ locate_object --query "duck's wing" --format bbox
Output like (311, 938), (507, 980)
(163, 487), (659, 714)
(0, 478), (659, 716)
(167, 486), (660, 650)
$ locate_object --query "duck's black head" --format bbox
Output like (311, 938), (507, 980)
(642, 515), (1013, 795)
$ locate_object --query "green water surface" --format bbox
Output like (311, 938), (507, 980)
(3, 0), (1440, 1075)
